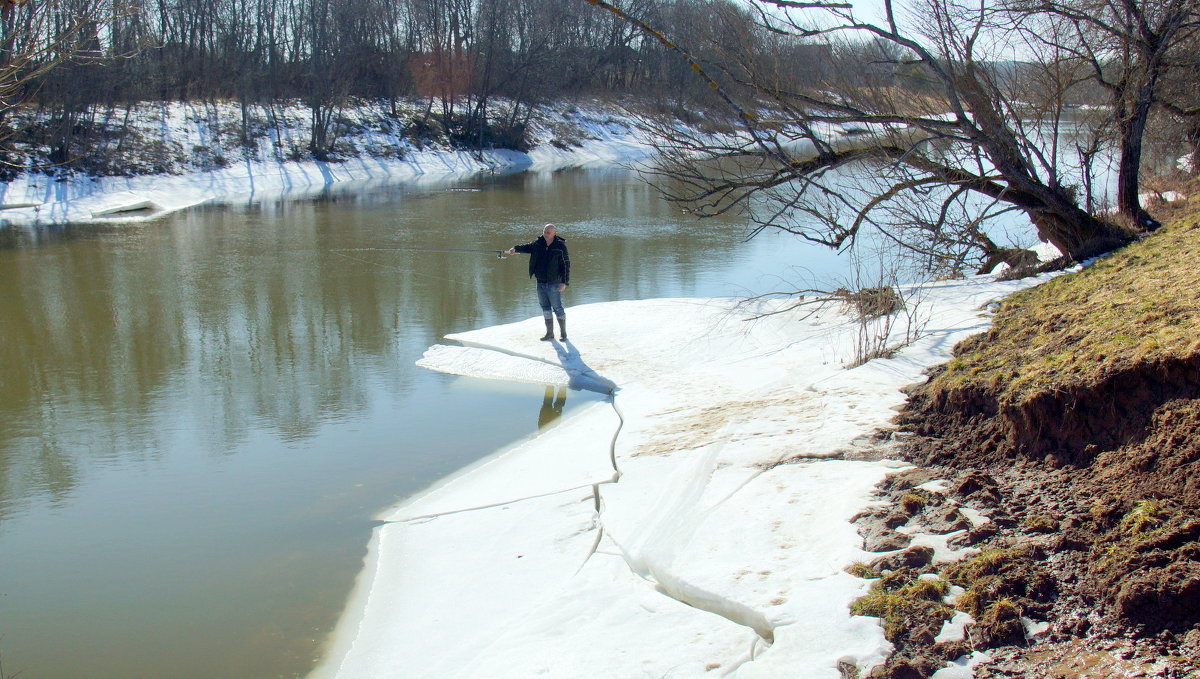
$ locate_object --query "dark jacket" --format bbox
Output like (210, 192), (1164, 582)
(514, 236), (570, 285)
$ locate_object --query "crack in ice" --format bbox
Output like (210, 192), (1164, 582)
(423, 338), (777, 659)
(387, 482), (613, 524)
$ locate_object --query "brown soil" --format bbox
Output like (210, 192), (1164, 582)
(900, 357), (1200, 627)
(848, 349), (1200, 678)
(844, 208), (1200, 678)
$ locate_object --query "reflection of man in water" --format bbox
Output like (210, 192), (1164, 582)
(538, 386), (567, 429)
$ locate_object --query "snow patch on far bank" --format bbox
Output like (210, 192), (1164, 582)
(0, 101), (656, 228)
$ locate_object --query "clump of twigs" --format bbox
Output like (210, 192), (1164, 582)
(845, 284), (916, 369)
(832, 285), (904, 320)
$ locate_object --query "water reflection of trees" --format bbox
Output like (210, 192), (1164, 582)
(0, 170), (761, 515)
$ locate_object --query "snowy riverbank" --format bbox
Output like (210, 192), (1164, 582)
(0, 100), (656, 228)
(312, 268), (1060, 679)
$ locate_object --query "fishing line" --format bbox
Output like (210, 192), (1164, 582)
(331, 246), (508, 257)
(327, 248), (507, 287)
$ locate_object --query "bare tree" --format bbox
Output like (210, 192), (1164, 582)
(582, 0), (1160, 273)
(0, 0), (144, 169)
(11, 0), (727, 166)
(1159, 54), (1200, 177)
(1006, 0), (1200, 231)
(301, 0), (347, 157)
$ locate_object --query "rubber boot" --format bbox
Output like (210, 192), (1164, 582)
(540, 318), (554, 341)
(557, 316), (567, 341)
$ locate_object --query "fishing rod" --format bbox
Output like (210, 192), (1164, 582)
(330, 246), (509, 258)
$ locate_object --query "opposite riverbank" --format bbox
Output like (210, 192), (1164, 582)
(0, 100), (657, 229)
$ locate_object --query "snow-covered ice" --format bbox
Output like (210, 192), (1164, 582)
(314, 271), (1059, 679)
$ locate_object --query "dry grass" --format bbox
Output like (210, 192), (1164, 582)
(842, 86), (951, 117)
(933, 195), (1200, 405)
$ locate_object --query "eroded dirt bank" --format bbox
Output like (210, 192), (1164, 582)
(845, 213), (1200, 678)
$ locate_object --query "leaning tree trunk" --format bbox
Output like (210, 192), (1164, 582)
(1187, 121), (1200, 177)
(1029, 199), (1131, 262)
(904, 148), (1134, 264)
(948, 77), (1134, 262)
(975, 232), (1041, 274)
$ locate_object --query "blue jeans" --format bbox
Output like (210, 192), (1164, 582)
(536, 281), (565, 319)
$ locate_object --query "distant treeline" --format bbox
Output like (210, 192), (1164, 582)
(2, 0), (839, 165)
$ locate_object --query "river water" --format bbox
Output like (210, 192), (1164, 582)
(0, 167), (849, 678)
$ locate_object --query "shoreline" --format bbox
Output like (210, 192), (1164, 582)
(310, 346), (622, 679)
(307, 397), (618, 679)
(314, 286), (1057, 678)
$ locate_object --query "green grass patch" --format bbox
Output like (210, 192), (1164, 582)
(850, 575), (953, 641)
(1120, 499), (1168, 538)
(899, 491), (927, 513)
(944, 547), (1022, 583)
(1023, 515), (1058, 533)
(846, 562), (879, 579)
(929, 214), (1200, 405)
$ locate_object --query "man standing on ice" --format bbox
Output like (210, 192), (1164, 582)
(506, 223), (570, 341)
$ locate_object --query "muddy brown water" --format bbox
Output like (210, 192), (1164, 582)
(0, 168), (848, 679)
